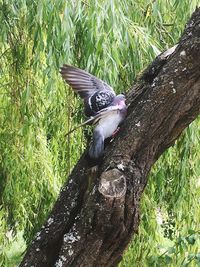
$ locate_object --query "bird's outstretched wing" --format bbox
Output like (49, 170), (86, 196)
(90, 105), (123, 124)
(60, 64), (115, 99)
(65, 106), (122, 136)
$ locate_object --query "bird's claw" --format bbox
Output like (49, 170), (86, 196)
(109, 127), (120, 142)
(112, 127), (120, 137)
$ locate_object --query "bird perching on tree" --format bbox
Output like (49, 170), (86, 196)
(60, 65), (127, 159)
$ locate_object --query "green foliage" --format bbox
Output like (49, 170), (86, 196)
(0, 0), (199, 266)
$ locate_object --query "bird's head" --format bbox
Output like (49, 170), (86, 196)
(115, 94), (126, 107)
(116, 94), (126, 100)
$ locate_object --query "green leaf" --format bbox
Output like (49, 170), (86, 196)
(164, 255), (172, 264)
(186, 235), (196, 245)
(188, 229), (196, 235)
(167, 247), (176, 254)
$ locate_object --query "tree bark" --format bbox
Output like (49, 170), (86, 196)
(20, 8), (200, 267)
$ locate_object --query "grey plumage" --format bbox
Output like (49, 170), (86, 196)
(89, 129), (104, 159)
(88, 104), (127, 159)
(60, 64), (127, 159)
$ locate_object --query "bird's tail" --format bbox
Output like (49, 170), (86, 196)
(89, 129), (104, 159)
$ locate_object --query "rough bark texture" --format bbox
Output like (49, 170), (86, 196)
(20, 8), (200, 267)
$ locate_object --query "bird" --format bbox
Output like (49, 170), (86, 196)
(60, 64), (127, 159)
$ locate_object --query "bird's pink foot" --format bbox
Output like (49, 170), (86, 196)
(109, 127), (120, 143)
(112, 127), (120, 138)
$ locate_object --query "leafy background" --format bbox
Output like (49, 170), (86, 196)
(0, 0), (200, 266)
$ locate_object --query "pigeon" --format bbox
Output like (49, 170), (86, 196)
(60, 64), (127, 159)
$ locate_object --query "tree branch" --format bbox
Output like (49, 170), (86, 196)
(20, 7), (200, 267)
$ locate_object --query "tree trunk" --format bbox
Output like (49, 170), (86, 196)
(20, 8), (200, 267)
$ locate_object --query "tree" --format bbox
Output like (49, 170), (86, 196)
(19, 7), (200, 267)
